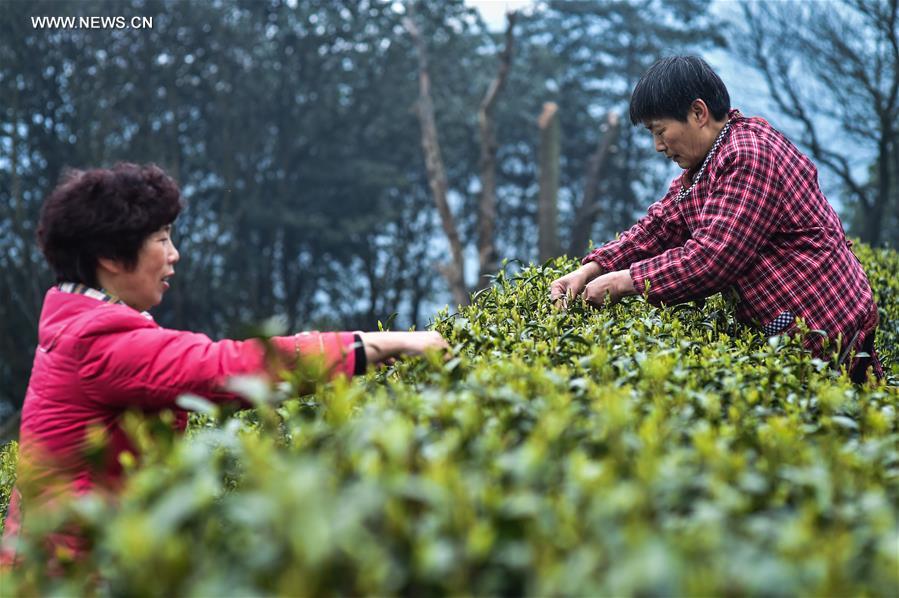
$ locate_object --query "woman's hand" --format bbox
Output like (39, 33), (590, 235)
(582, 269), (637, 306)
(357, 331), (449, 366)
(549, 261), (602, 307)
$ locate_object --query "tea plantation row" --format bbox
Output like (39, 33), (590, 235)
(1, 243), (897, 595)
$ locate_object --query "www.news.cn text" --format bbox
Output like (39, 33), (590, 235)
(31, 16), (154, 30)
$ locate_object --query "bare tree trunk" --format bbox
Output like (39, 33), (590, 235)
(537, 102), (560, 262)
(403, 13), (468, 307)
(868, 137), (891, 245)
(568, 112), (620, 257)
(477, 12), (517, 287)
(893, 136), (899, 243)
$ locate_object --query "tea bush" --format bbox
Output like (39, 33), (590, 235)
(2, 245), (898, 596)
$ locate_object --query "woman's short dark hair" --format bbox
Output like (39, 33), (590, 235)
(37, 163), (183, 288)
(629, 55), (731, 125)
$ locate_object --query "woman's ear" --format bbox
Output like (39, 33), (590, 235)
(690, 99), (710, 126)
(97, 256), (124, 275)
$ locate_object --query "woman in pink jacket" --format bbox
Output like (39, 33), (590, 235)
(1, 163), (448, 565)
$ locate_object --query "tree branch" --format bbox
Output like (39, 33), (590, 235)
(537, 102), (560, 262)
(403, 9), (469, 307)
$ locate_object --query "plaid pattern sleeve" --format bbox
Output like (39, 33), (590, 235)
(581, 181), (690, 273)
(628, 142), (782, 303)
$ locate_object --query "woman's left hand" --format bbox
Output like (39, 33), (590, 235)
(582, 269), (637, 306)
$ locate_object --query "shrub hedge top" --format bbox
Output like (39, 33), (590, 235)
(1, 244), (897, 596)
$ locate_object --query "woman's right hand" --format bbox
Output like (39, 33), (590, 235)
(549, 261), (602, 307)
(357, 331), (449, 366)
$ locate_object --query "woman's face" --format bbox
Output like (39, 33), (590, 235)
(645, 116), (708, 171)
(115, 224), (179, 312)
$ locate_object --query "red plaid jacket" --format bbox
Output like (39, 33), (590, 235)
(583, 109), (881, 376)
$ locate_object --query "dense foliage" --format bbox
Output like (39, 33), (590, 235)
(1, 244), (897, 595)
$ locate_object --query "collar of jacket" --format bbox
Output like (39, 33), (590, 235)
(57, 282), (153, 319)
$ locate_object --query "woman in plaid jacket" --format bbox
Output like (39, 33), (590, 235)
(550, 56), (881, 383)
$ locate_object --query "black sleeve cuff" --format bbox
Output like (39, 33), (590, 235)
(353, 333), (367, 375)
